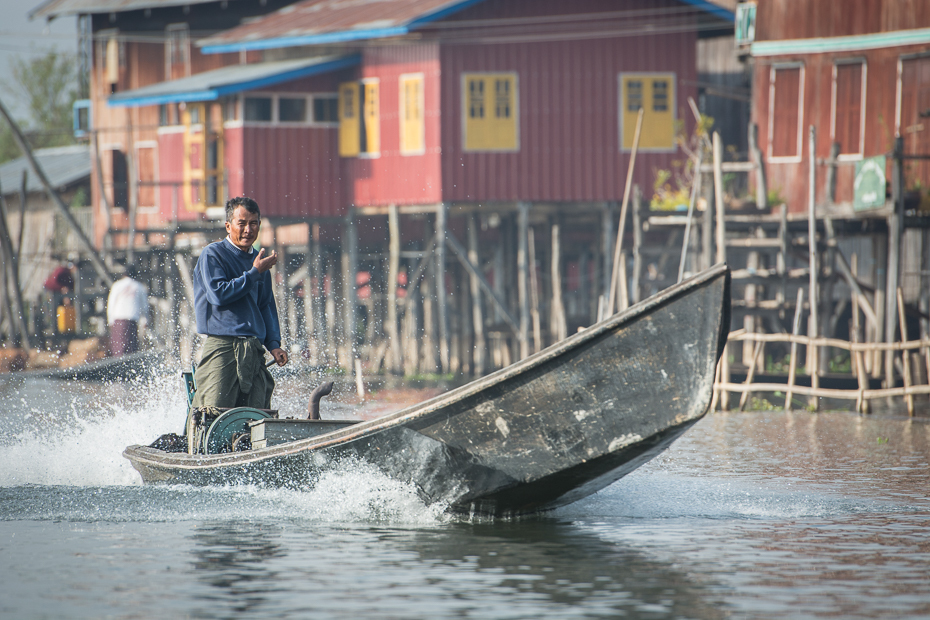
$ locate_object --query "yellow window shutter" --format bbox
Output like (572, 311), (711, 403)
(620, 73), (675, 150)
(339, 81), (360, 157)
(463, 73), (518, 152)
(400, 74), (424, 155)
(106, 38), (119, 85)
(363, 80), (380, 155)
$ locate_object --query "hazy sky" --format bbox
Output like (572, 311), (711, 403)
(0, 0), (77, 116)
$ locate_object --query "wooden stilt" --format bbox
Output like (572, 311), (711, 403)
(712, 131), (726, 266)
(851, 253), (868, 413)
(436, 203), (450, 373)
(387, 206), (401, 373)
(528, 227), (541, 353)
(468, 213), (486, 376)
(632, 186), (643, 302)
(807, 125), (819, 411)
(897, 287), (914, 415)
(517, 202), (530, 359)
(785, 288), (805, 410)
(549, 217), (567, 342)
(608, 108), (644, 315)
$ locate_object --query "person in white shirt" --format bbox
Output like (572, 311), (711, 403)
(107, 265), (148, 356)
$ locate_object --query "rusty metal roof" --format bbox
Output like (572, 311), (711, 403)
(198, 0), (489, 52)
(30, 0), (220, 20)
(199, 0), (733, 54)
(0, 145), (90, 195)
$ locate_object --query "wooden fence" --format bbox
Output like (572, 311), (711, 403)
(714, 289), (929, 415)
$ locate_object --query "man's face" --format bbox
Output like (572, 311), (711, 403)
(226, 206), (260, 251)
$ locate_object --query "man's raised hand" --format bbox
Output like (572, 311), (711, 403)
(253, 248), (278, 273)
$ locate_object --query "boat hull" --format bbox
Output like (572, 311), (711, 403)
(125, 264), (730, 516)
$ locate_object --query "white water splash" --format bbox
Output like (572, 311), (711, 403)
(0, 373), (188, 487)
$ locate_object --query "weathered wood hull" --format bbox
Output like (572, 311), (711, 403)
(124, 264), (730, 516)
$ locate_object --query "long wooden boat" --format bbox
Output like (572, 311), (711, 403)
(124, 264), (730, 516)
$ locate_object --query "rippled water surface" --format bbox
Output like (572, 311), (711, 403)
(0, 372), (928, 619)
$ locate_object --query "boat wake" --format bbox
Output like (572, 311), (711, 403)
(0, 375), (448, 525)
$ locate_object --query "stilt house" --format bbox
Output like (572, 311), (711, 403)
(33, 0), (735, 374)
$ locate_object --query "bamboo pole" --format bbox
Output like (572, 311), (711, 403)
(517, 202), (530, 359)
(387, 206), (400, 373)
(717, 381), (930, 401)
(897, 287), (914, 415)
(678, 147), (704, 283)
(785, 288), (805, 410)
(885, 137), (904, 390)
(851, 254), (868, 413)
(549, 217), (566, 342)
(528, 227), (541, 354)
(807, 125), (819, 410)
(712, 132), (726, 265)
(436, 203), (450, 373)
(468, 213), (486, 375)
(608, 107), (644, 315)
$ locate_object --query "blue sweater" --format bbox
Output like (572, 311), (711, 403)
(192, 238), (281, 351)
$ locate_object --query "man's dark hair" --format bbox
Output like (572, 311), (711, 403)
(225, 196), (261, 222)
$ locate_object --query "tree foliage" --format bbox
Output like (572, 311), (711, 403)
(0, 51), (79, 164)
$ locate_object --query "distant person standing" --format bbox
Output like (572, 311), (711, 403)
(107, 265), (148, 356)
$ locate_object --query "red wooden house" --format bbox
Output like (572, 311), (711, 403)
(746, 0), (930, 212)
(33, 0), (734, 372)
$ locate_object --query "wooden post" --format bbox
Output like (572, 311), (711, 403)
(631, 185), (643, 303)
(609, 108), (644, 315)
(528, 227), (542, 353)
(343, 211), (358, 371)
(17, 169), (26, 254)
(825, 142), (840, 204)
(872, 231), (887, 379)
(897, 287), (914, 415)
(921, 229), (930, 386)
(785, 288), (805, 410)
(436, 203), (450, 373)
(600, 204), (613, 309)
(387, 206), (401, 373)
(749, 122), (767, 210)
(549, 216), (567, 342)
(0, 96), (113, 286)
(851, 256), (868, 413)
(517, 202), (530, 359)
(468, 213), (486, 376)
(91, 131), (113, 262)
(712, 131), (726, 265)
(702, 173), (714, 271)
(885, 137), (904, 390)
(807, 125), (819, 410)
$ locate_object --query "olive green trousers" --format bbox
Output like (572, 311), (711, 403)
(191, 335), (274, 409)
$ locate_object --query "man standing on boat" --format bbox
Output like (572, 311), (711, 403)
(191, 196), (288, 409)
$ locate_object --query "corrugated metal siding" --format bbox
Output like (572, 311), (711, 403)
(345, 43), (443, 207)
(241, 125), (344, 218)
(439, 0), (698, 203)
(755, 0), (930, 41)
(754, 42), (930, 213)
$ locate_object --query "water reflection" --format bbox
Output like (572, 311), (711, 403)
(188, 521), (287, 616)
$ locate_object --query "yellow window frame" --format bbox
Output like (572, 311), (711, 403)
(619, 72), (676, 152)
(400, 73), (425, 156)
(462, 72), (519, 152)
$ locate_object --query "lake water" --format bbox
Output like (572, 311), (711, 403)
(0, 372), (928, 619)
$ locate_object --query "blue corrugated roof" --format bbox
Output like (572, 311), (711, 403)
(0, 145), (90, 195)
(108, 55), (359, 108)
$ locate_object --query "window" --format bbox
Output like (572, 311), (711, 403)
(619, 73), (675, 150)
(136, 145), (156, 209)
(362, 79), (380, 156)
(462, 73), (518, 152)
(165, 24), (190, 80)
(244, 97), (272, 122)
(111, 149), (128, 210)
(338, 80), (379, 157)
(833, 61), (865, 158)
(279, 97), (307, 122)
(400, 73), (424, 155)
(313, 95), (338, 123)
(339, 82), (360, 157)
(769, 65), (804, 160)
